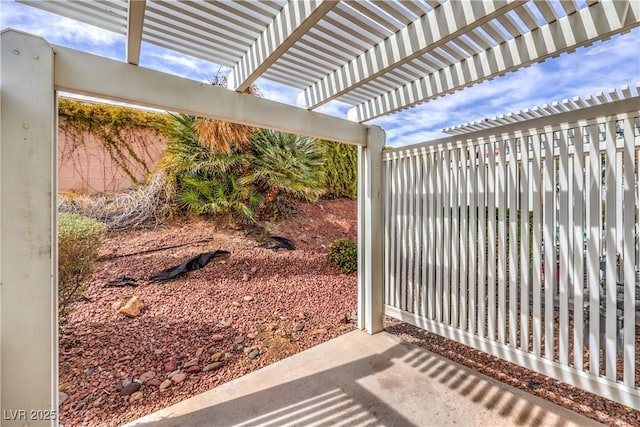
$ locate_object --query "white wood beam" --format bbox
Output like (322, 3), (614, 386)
(1, 29), (57, 426)
(348, 0), (640, 122)
(52, 44), (367, 146)
(126, 0), (146, 65)
(357, 126), (385, 334)
(298, 0), (520, 109)
(227, 0), (338, 92)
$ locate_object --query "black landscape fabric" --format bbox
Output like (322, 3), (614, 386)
(148, 250), (230, 283)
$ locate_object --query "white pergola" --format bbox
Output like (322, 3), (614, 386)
(1, 0), (638, 424)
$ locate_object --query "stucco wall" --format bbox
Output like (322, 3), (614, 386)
(58, 120), (167, 194)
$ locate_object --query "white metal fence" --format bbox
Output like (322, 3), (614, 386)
(382, 94), (640, 409)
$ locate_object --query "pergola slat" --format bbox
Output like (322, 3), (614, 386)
(348, 0), (640, 122)
(126, 0), (146, 65)
(299, 0), (520, 109)
(227, 0), (337, 92)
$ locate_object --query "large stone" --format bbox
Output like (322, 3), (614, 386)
(186, 365), (201, 373)
(183, 358), (199, 368)
(203, 362), (223, 372)
(210, 352), (223, 362)
(212, 334), (224, 342)
(118, 296), (144, 317)
(171, 372), (187, 383)
(120, 382), (141, 396)
(139, 370), (155, 383)
(145, 379), (162, 387)
(165, 359), (177, 372)
(129, 391), (143, 403)
(159, 379), (172, 391)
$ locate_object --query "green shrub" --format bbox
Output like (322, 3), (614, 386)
(58, 213), (106, 324)
(320, 140), (357, 200)
(328, 239), (358, 273)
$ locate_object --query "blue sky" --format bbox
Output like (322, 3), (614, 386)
(1, 1), (639, 146)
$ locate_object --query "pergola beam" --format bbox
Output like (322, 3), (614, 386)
(227, 0), (338, 92)
(125, 0), (146, 65)
(348, 0), (640, 122)
(298, 0), (520, 109)
(53, 44), (368, 146)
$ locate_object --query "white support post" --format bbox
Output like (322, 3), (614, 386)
(1, 30), (57, 425)
(357, 126), (385, 334)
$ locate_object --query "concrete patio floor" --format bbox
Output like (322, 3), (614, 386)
(126, 330), (601, 427)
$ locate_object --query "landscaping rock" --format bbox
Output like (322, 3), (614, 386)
(248, 349), (260, 359)
(171, 372), (186, 383)
(183, 358), (199, 368)
(186, 365), (201, 373)
(203, 362), (223, 372)
(145, 379), (161, 387)
(210, 352), (223, 362)
(294, 322), (304, 332)
(243, 295), (253, 301)
(159, 379), (172, 392)
(59, 392), (68, 405)
(196, 347), (204, 357)
(212, 334), (224, 342)
(118, 296), (144, 317)
(120, 382), (141, 396)
(167, 369), (181, 379)
(139, 370), (155, 383)
(165, 359), (177, 372)
(242, 274), (250, 282)
(129, 391), (143, 403)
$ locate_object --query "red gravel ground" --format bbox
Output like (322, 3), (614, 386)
(58, 199), (358, 427)
(59, 198), (639, 426)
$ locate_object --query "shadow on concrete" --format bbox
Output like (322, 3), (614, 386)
(128, 332), (597, 427)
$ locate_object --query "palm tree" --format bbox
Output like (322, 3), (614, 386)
(242, 129), (325, 217)
(194, 75), (261, 154)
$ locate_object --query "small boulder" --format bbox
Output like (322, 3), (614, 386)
(167, 369), (181, 379)
(294, 322), (304, 332)
(171, 372), (187, 383)
(212, 334), (224, 342)
(210, 352), (223, 362)
(165, 359), (177, 372)
(159, 379), (172, 391)
(59, 392), (69, 405)
(242, 274), (250, 282)
(183, 358), (199, 368)
(118, 296), (144, 317)
(203, 362), (223, 372)
(248, 349), (260, 359)
(139, 370), (155, 383)
(186, 365), (201, 373)
(145, 378), (162, 387)
(243, 295), (253, 302)
(196, 347), (204, 357)
(129, 391), (143, 403)
(120, 382), (141, 396)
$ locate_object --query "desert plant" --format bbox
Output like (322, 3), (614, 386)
(320, 140), (357, 200)
(327, 239), (358, 273)
(58, 213), (106, 325)
(242, 129), (325, 218)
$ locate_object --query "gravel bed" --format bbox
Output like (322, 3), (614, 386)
(58, 200), (358, 426)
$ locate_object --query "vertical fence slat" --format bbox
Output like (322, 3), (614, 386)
(532, 133), (543, 357)
(428, 152), (436, 320)
(508, 137), (518, 347)
(586, 124), (601, 375)
(407, 155), (416, 313)
(460, 147), (469, 331)
(488, 141), (497, 341)
(413, 154), (422, 315)
(498, 139), (508, 344)
(573, 127), (585, 370)
(468, 146), (478, 334)
(479, 142), (488, 338)
(520, 133), (531, 352)
(543, 130), (556, 360)
(400, 157), (409, 311)
(421, 154), (429, 318)
(436, 152), (444, 322)
(451, 148), (461, 327)
(621, 117), (635, 387)
(384, 158), (391, 306)
(443, 150), (452, 325)
(558, 128), (570, 365)
(604, 120), (618, 381)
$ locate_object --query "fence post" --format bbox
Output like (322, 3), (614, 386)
(1, 30), (58, 425)
(357, 126), (385, 334)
